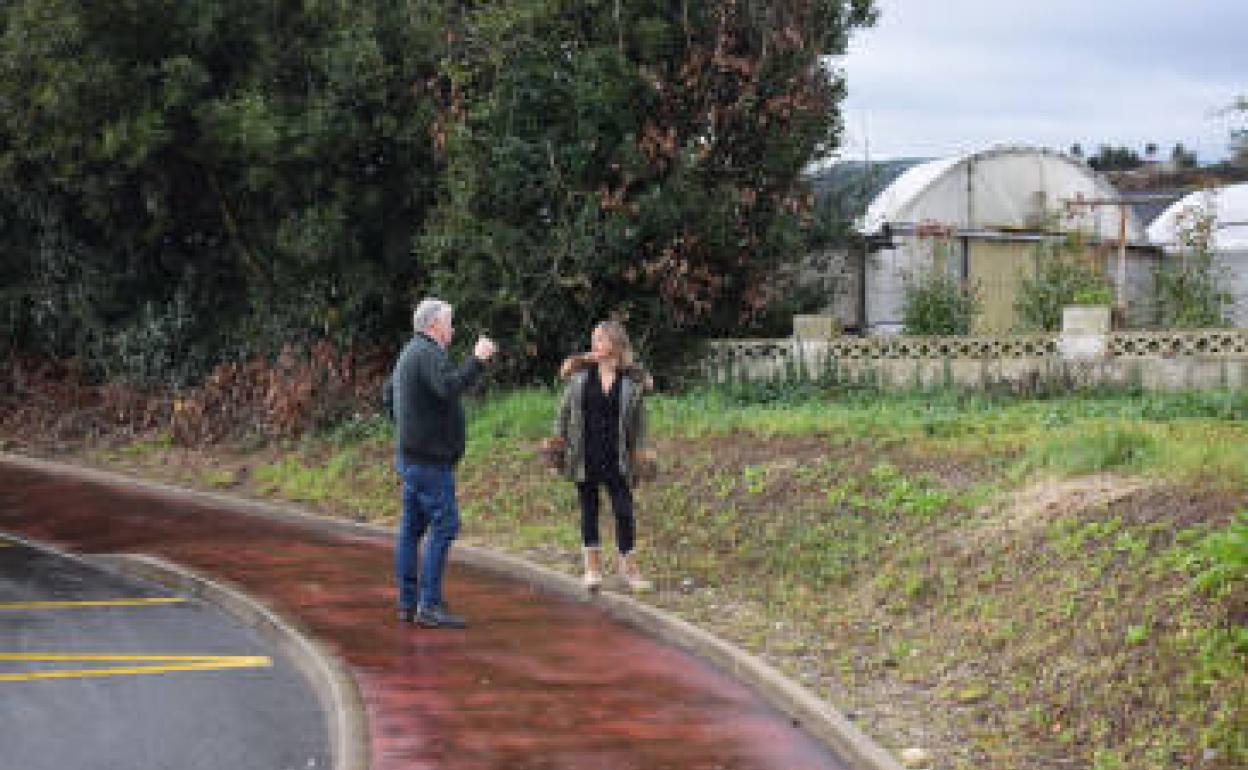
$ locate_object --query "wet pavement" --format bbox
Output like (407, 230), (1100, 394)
(0, 460), (853, 770)
(0, 538), (328, 770)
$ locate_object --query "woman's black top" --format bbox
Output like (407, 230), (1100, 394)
(582, 364), (622, 481)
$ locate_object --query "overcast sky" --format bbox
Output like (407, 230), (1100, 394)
(833, 0), (1247, 163)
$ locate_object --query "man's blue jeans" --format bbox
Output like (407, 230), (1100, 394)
(396, 461), (460, 611)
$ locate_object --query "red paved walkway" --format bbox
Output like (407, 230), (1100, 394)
(0, 461), (853, 770)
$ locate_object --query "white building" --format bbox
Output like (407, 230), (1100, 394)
(857, 144), (1151, 334)
(1146, 183), (1248, 328)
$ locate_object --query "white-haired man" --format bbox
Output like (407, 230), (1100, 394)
(385, 298), (495, 628)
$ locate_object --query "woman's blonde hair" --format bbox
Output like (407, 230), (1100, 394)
(595, 320), (635, 368)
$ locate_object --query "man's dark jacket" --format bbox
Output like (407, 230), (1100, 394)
(384, 332), (483, 466)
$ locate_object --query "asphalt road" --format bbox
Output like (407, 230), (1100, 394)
(0, 535), (329, 770)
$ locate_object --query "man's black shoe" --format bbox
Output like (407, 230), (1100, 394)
(399, 602), (452, 624)
(415, 605), (467, 629)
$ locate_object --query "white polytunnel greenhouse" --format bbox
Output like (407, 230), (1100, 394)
(1146, 183), (1248, 327)
(856, 144), (1151, 334)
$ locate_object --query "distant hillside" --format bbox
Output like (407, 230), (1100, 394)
(1107, 162), (1248, 193)
(802, 158), (932, 245)
(806, 158), (930, 213)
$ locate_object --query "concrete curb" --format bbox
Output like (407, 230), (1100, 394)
(1, 451), (904, 770)
(87, 553), (370, 770)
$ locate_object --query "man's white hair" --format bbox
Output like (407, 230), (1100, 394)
(413, 298), (452, 332)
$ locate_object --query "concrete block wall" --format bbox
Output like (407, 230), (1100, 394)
(705, 330), (1248, 393)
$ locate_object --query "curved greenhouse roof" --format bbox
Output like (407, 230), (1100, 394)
(859, 144), (1140, 241)
(859, 156), (961, 233)
(1146, 183), (1248, 252)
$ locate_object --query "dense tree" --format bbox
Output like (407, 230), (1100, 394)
(1, 0), (875, 384)
(1087, 144), (1143, 172)
(0, 0), (443, 383)
(418, 0), (875, 378)
(1169, 142), (1198, 170)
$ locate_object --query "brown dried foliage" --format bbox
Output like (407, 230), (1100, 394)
(0, 355), (169, 447)
(170, 341), (391, 445)
(1, 343), (391, 450)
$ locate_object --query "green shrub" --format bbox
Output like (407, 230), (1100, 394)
(1015, 255), (1114, 332)
(1072, 284), (1115, 305)
(901, 268), (981, 336)
(1153, 201), (1233, 329)
(1153, 255), (1232, 329)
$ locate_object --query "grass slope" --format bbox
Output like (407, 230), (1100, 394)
(81, 386), (1247, 770)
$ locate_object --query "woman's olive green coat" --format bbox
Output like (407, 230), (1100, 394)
(553, 355), (648, 486)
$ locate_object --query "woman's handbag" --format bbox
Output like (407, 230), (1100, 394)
(630, 448), (658, 482)
(538, 436), (566, 471)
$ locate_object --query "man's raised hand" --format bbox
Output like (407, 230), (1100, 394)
(474, 336), (497, 361)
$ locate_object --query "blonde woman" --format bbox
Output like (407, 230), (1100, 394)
(553, 321), (654, 592)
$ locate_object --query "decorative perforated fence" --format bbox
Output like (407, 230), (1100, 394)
(1108, 330), (1248, 357)
(704, 330), (1248, 392)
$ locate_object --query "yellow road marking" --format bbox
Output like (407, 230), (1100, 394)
(0, 653), (272, 682)
(0, 598), (187, 611)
